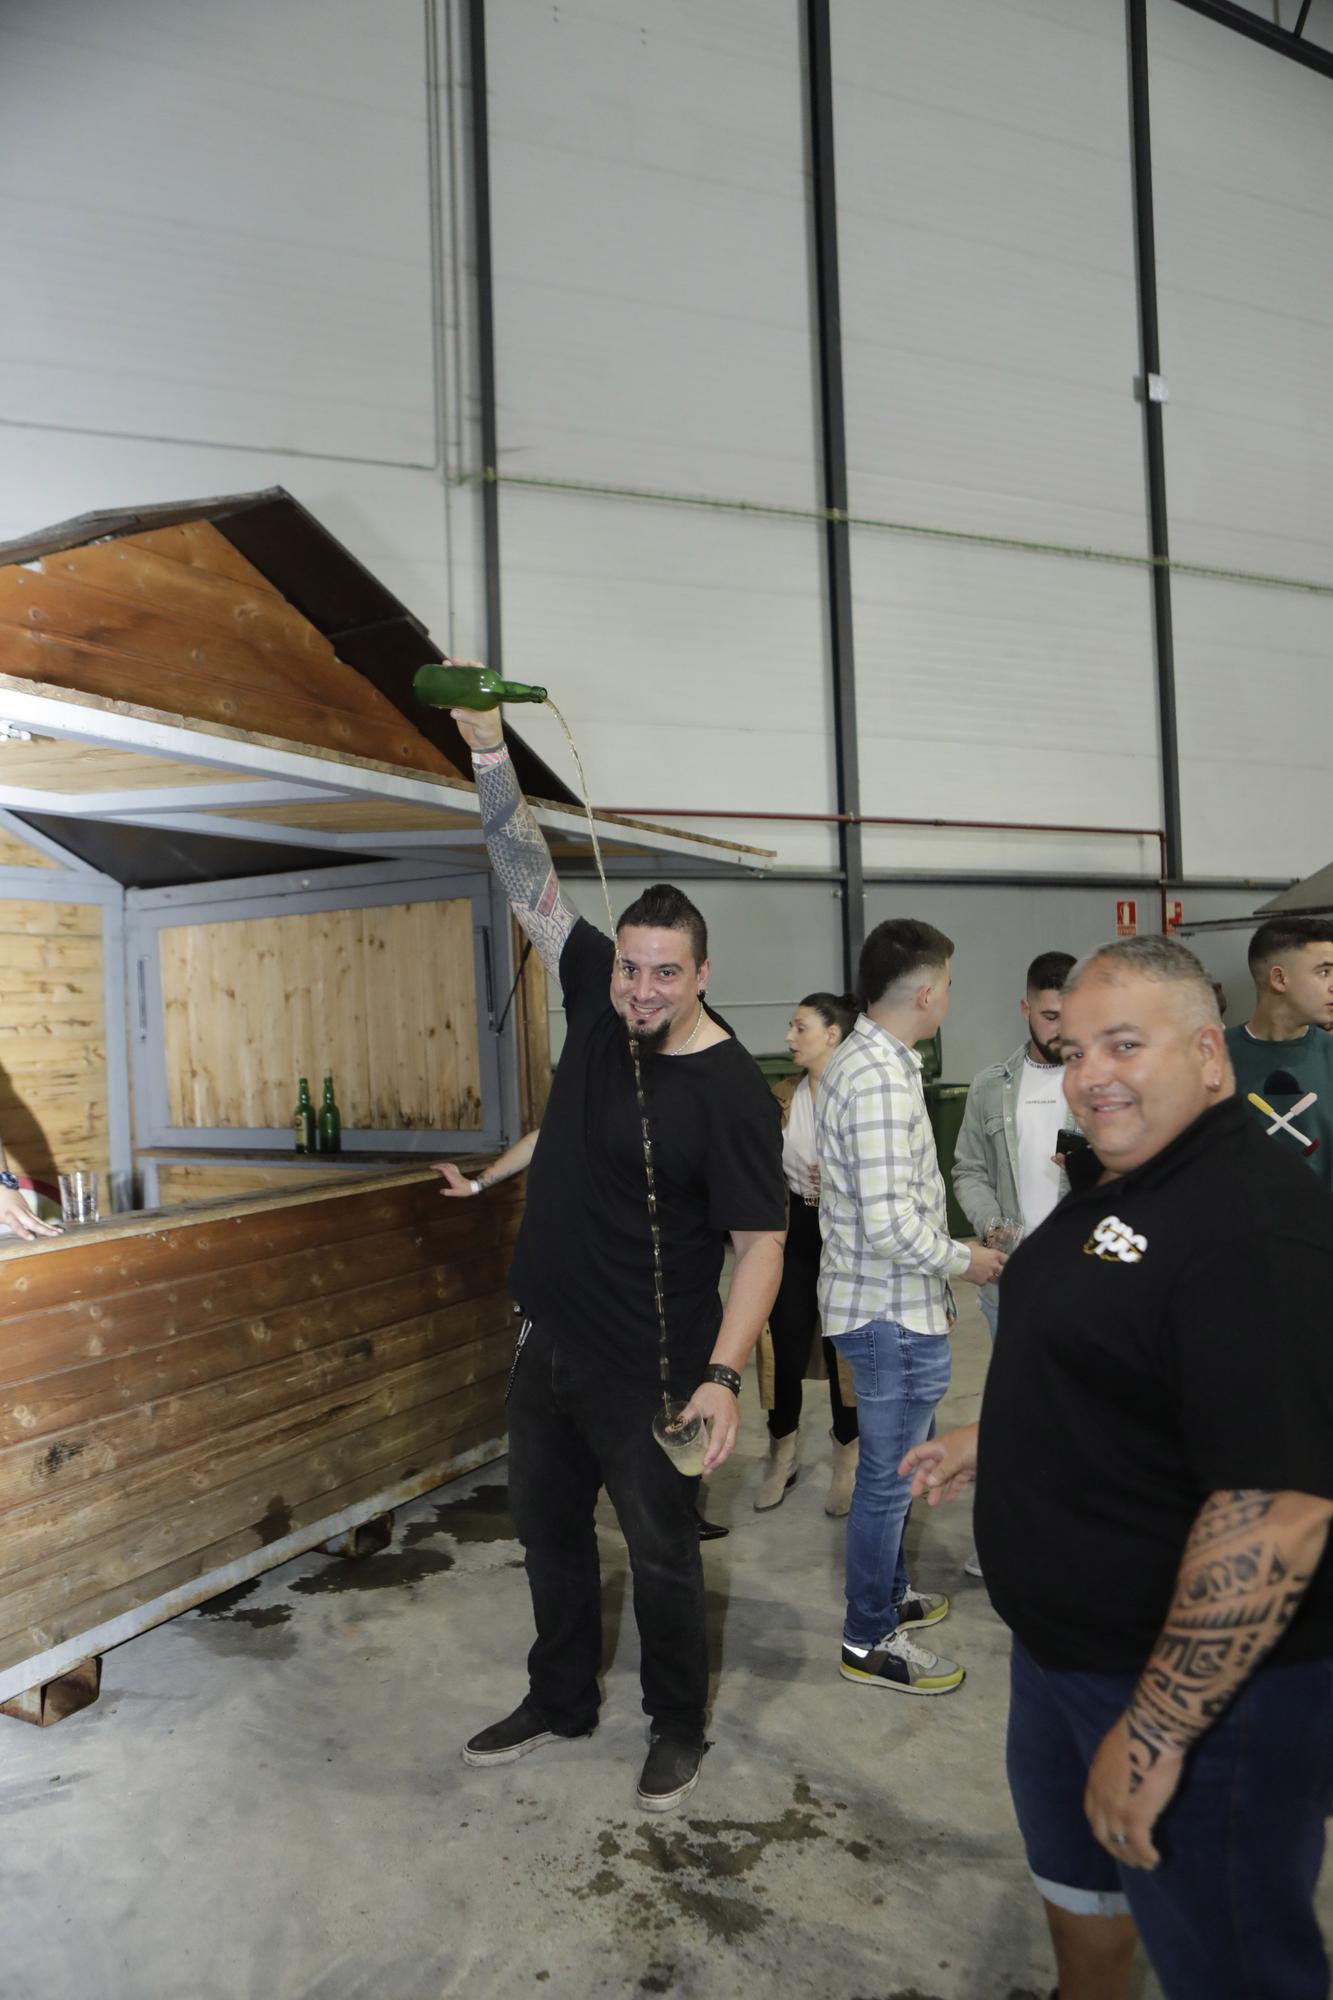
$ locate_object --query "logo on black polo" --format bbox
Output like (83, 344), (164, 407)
(1084, 1215), (1148, 1264)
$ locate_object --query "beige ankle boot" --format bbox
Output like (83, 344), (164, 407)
(825, 1432), (859, 1517)
(754, 1428), (800, 1510)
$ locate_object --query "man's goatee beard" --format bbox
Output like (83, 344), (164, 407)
(627, 1016), (671, 1055)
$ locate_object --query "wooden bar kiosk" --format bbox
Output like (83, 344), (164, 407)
(0, 488), (767, 1721)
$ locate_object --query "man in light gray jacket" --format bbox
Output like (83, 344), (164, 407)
(951, 951), (1076, 1579)
(952, 952), (1076, 1338)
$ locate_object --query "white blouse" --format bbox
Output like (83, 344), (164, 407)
(781, 1073), (820, 1202)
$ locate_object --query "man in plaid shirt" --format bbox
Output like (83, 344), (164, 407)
(817, 919), (1005, 1694)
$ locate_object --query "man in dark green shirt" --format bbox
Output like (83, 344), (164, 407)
(1225, 916), (1333, 1193)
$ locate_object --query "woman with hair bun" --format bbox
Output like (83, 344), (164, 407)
(755, 991), (861, 1515)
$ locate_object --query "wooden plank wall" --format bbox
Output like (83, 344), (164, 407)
(151, 1160), (341, 1205)
(0, 520), (461, 777)
(0, 900), (108, 1185)
(158, 898), (483, 1132)
(0, 1172), (521, 1683)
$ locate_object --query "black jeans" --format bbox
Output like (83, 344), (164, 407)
(767, 1198), (859, 1444)
(506, 1317), (708, 1741)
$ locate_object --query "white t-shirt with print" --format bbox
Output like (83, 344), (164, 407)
(1016, 1056), (1066, 1234)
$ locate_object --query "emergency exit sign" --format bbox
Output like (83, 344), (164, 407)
(1116, 899), (1137, 937)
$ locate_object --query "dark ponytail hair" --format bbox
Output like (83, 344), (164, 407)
(799, 991), (860, 1042)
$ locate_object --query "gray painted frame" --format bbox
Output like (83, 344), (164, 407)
(127, 864), (511, 1157)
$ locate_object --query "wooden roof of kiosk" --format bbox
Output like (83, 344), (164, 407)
(0, 488), (771, 877)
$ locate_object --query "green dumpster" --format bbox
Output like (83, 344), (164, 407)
(926, 1082), (972, 1239)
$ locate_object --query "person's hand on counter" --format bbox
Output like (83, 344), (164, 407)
(432, 1130), (540, 1200)
(0, 1185), (61, 1239)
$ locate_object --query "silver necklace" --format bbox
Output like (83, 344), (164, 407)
(668, 1001), (706, 1056)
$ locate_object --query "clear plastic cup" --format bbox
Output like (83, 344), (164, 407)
(651, 1398), (709, 1477)
(58, 1170), (99, 1225)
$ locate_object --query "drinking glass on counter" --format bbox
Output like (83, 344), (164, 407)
(58, 1169), (99, 1226)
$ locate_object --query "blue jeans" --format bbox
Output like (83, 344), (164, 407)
(1008, 1638), (1333, 2000)
(978, 1290), (999, 1342)
(831, 1319), (953, 1646)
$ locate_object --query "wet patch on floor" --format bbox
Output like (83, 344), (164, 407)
(565, 1774), (861, 1946)
(287, 1544), (457, 1596)
(403, 1482), (516, 1546)
(193, 1581), (293, 1632)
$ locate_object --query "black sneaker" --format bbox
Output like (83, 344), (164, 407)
(636, 1732), (704, 1813)
(461, 1699), (592, 1767)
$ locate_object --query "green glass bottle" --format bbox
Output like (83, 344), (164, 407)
(293, 1077), (316, 1154)
(317, 1072), (342, 1155)
(413, 663), (547, 712)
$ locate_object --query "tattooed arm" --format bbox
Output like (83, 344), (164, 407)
(1084, 1487), (1333, 1868)
(451, 707), (578, 978)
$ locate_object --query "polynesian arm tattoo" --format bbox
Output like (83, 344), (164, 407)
(1123, 1488), (1332, 1784)
(472, 743), (579, 977)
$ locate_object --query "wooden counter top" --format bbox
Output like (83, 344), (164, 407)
(0, 1161), (494, 1264)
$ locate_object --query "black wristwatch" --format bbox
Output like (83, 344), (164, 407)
(0, 1170), (18, 1192)
(704, 1363), (742, 1396)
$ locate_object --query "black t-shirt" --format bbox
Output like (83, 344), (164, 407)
(508, 920), (786, 1390)
(976, 1096), (1333, 1672)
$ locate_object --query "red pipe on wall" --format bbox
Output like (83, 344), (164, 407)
(599, 808), (1171, 933)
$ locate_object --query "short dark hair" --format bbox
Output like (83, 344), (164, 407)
(799, 990), (860, 1040)
(857, 919), (954, 1010)
(616, 883), (708, 968)
(1247, 917), (1333, 979)
(1026, 951), (1076, 996)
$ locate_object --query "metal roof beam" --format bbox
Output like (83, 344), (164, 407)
(1170, 0), (1333, 80)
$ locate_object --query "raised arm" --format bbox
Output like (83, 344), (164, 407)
(452, 707), (578, 977)
(1085, 1486), (1333, 1867)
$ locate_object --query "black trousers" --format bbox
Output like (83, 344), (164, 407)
(767, 1196), (859, 1443)
(506, 1317), (708, 1741)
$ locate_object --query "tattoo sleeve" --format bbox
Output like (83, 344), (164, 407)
(1123, 1488), (1331, 1787)
(473, 746), (579, 977)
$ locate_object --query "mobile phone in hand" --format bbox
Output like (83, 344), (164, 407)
(1056, 1126), (1091, 1161)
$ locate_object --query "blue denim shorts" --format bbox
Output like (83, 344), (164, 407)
(1007, 1638), (1333, 1999)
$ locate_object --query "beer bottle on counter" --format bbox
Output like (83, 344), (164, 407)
(293, 1077), (316, 1154)
(318, 1073), (342, 1155)
(412, 663), (547, 711)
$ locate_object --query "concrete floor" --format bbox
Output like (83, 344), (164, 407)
(5, 1297), (1328, 2000)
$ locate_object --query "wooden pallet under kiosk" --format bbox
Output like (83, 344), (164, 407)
(0, 1168), (522, 1717)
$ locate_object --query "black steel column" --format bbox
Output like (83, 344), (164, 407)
(805, 0), (865, 989)
(1128, 0), (1183, 883)
(465, 0), (504, 671)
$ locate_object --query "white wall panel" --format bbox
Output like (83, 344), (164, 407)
(1148, 1), (1333, 585)
(851, 532), (1164, 878)
(1174, 574), (1333, 881)
(0, 2), (436, 465)
(485, 0), (819, 504)
(484, 2), (835, 871)
(495, 489), (839, 871)
(833, 0), (1146, 550)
